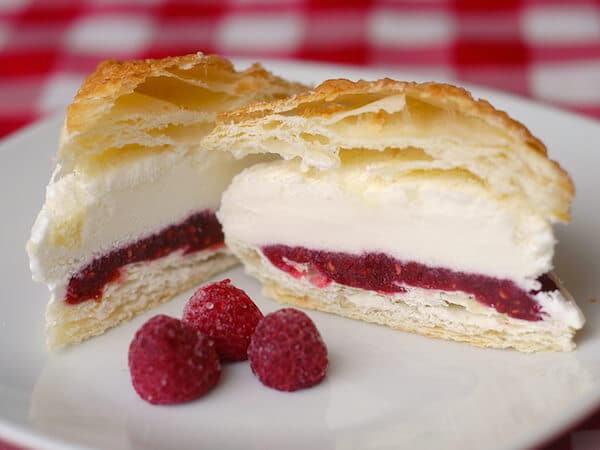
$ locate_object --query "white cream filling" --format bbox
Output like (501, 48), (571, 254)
(27, 148), (255, 303)
(219, 159), (584, 328)
(533, 281), (583, 329)
(220, 159), (555, 288)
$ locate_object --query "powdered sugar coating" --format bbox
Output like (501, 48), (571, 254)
(128, 315), (221, 405)
(183, 279), (264, 361)
(248, 308), (328, 392)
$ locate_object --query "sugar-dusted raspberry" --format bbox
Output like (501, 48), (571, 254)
(128, 315), (221, 405)
(248, 308), (328, 391)
(182, 279), (264, 361)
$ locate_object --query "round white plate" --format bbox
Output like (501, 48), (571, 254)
(1, 60), (600, 450)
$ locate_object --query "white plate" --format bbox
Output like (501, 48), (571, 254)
(1, 60), (600, 450)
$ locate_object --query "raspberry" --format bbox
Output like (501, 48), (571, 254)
(128, 315), (221, 405)
(183, 279), (263, 361)
(248, 308), (328, 392)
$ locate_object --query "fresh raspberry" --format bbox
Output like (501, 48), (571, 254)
(128, 315), (221, 405)
(248, 308), (328, 392)
(182, 279), (264, 361)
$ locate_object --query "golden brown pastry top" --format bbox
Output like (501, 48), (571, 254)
(223, 79), (548, 155)
(205, 78), (574, 222)
(59, 52), (307, 172)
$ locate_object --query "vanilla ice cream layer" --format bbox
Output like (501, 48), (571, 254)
(28, 148), (255, 302)
(219, 156), (557, 292)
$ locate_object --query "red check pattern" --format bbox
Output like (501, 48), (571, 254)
(1, 1), (599, 449)
(1, 0), (600, 138)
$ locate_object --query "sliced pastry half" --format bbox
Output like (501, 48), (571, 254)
(206, 79), (585, 352)
(27, 53), (307, 349)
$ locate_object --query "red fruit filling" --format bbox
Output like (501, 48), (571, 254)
(183, 279), (264, 361)
(66, 210), (224, 305)
(248, 308), (328, 392)
(261, 245), (559, 322)
(128, 315), (221, 405)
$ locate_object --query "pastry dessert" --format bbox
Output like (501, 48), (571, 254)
(206, 79), (585, 352)
(27, 53), (306, 349)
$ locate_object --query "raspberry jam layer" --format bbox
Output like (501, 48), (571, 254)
(262, 245), (559, 322)
(65, 210), (224, 305)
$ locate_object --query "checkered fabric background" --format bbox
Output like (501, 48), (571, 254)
(1, 0), (600, 449)
(1, 0), (600, 138)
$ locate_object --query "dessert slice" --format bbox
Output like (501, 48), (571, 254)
(27, 53), (307, 349)
(205, 79), (585, 352)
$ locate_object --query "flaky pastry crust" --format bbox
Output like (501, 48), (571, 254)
(206, 79), (574, 222)
(60, 52), (307, 171)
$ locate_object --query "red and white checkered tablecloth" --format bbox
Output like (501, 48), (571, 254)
(1, 0), (600, 138)
(1, 1), (600, 449)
